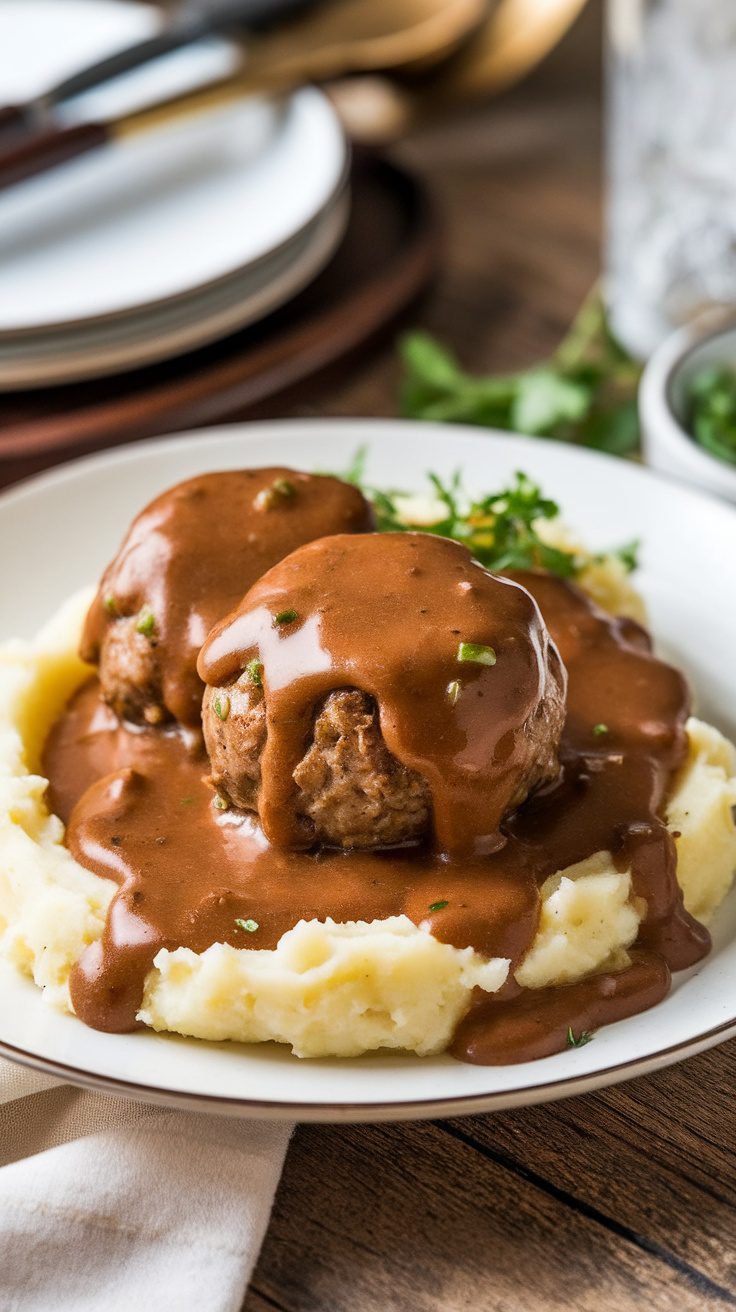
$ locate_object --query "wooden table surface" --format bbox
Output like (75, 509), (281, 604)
(241, 14), (736, 1312)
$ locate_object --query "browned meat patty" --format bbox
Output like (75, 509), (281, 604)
(198, 531), (568, 854)
(97, 615), (167, 727)
(203, 685), (431, 848)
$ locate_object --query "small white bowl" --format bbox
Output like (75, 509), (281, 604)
(640, 314), (736, 503)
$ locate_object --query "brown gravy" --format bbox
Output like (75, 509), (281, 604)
(42, 552), (710, 1063)
(80, 469), (373, 726)
(199, 533), (566, 857)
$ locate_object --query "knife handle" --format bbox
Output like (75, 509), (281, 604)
(0, 121), (110, 193)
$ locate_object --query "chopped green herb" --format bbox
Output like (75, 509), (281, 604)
(398, 289), (642, 455)
(457, 641), (496, 666)
(686, 365), (736, 466)
(428, 900), (449, 912)
(596, 539), (640, 574)
(103, 593), (118, 616)
(273, 608), (298, 627)
(255, 478), (297, 510)
(333, 460), (636, 582)
(135, 605), (155, 638)
(567, 1026), (594, 1048)
(245, 658), (263, 688)
(235, 917), (259, 933)
(213, 793), (229, 812)
(593, 723), (609, 737)
(213, 692), (230, 722)
(447, 679), (462, 706)
(180, 797), (194, 807)
(342, 445), (368, 486)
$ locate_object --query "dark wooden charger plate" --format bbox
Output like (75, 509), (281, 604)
(0, 154), (438, 487)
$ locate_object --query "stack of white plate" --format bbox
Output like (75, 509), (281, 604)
(0, 0), (349, 390)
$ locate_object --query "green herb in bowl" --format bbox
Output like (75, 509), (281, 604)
(686, 365), (736, 466)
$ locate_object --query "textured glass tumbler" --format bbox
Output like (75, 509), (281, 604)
(606, 0), (736, 359)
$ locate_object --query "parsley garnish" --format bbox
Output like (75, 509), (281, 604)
(273, 609), (298, 626)
(595, 539), (640, 575)
(567, 1026), (594, 1048)
(593, 723), (609, 737)
(255, 478), (297, 510)
(213, 692), (230, 722)
(245, 658), (264, 688)
(428, 899), (449, 912)
(334, 461), (636, 582)
(135, 605), (155, 638)
(235, 917), (259, 933)
(103, 593), (118, 616)
(457, 642), (496, 666)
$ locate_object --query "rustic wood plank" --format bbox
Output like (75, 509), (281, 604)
(445, 1043), (736, 1297)
(245, 1108), (734, 1312)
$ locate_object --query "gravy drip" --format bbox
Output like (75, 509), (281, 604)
(81, 470), (373, 726)
(198, 533), (565, 857)
(42, 564), (710, 1062)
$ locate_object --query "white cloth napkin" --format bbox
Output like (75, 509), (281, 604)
(0, 1059), (292, 1312)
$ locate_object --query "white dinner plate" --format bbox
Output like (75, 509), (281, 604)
(1, 420), (736, 1122)
(0, 190), (349, 388)
(0, 0), (347, 332)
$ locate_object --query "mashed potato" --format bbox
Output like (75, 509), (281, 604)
(1, 574), (735, 1059)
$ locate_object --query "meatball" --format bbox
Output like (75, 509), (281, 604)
(97, 615), (167, 727)
(199, 532), (567, 855)
(204, 685), (431, 848)
(80, 468), (373, 727)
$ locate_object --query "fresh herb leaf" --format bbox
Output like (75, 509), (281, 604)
(213, 692), (230, 722)
(598, 538), (640, 574)
(135, 605), (155, 638)
(103, 593), (118, 616)
(273, 608), (298, 627)
(255, 478), (297, 511)
(235, 917), (259, 933)
(593, 723), (609, 736)
(245, 658), (264, 688)
(686, 365), (736, 466)
(428, 900), (449, 912)
(457, 641), (497, 666)
(567, 1026), (594, 1048)
(342, 445), (369, 487)
(398, 290), (642, 454)
(334, 459), (636, 583)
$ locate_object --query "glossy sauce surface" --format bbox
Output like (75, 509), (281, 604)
(43, 554), (710, 1063)
(81, 469), (373, 726)
(199, 533), (565, 857)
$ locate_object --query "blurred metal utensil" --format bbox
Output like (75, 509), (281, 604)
(0, 0), (486, 194)
(0, 0), (320, 140)
(429, 0), (589, 99)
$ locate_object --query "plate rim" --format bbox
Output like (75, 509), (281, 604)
(3, 417), (736, 1122)
(0, 85), (349, 339)
(1, 1018), (735, 1122)
(0, 190), (350, 389)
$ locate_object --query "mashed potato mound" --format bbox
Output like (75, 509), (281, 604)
(1, 576), (735, 1059)
(140, 918), (508, 1058)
